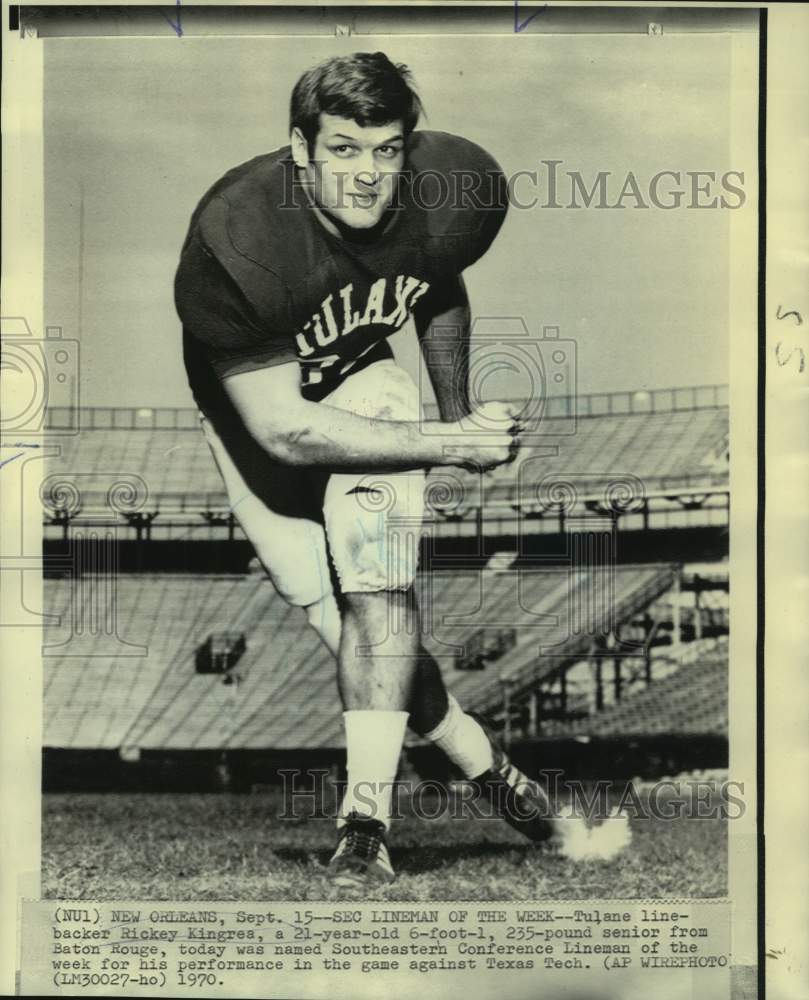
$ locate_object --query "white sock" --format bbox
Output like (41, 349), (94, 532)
(339, 710), (409, 830)
(424, 695), (494, 778)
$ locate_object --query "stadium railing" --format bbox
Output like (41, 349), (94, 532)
(45, 383), (728, 432)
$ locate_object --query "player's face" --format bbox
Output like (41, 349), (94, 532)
(295, 115), (405, 231)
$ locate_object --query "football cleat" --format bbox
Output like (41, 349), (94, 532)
(328, 812), (395, 887)
(469, 714), (556, 843)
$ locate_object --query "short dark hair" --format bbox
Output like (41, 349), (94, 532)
(289, 52), (422, 152)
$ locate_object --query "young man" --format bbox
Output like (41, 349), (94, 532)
(175, 52), (560, 887)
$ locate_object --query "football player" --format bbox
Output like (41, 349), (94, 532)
(175, 52), (559, 887)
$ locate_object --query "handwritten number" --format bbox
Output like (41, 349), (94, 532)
(776, 304), (803, 325)
(775, 342), (806, 373)
(774, 305), (806, 373)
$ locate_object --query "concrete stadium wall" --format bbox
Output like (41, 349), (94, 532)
(42, 736), (727, 793)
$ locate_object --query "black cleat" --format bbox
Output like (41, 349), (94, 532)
(328, 813), (395, 887)
(470, 714), (556, 843)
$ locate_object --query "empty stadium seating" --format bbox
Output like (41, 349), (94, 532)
(40, 386), (730, 764)
(48, 423), (222, 509)
(484, 407), (729, 505)
(44, 393), (728, 517)
(546, 637), (728, 738)
(43, 564), (677, 750)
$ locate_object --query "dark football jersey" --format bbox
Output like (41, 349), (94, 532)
(175, 130), (508, 423)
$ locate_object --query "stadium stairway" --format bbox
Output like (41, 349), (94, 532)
(432, 564), (678, 718)
(542, 636), (728, 739)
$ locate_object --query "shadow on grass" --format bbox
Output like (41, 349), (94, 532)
(270, 836), (547, 876)
(394, 842), (545, 875)
(264, 847), (323, 865)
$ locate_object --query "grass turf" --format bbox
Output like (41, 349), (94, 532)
(43, 788), (727, 902)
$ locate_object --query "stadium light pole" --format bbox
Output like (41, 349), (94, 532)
(527, 689), (538, 738)
(694, 581), (704, 641)
(499, 677), (514, 748)
(671, 569), (682, 658)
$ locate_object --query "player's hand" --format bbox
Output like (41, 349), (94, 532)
(442, 400), (525, 472)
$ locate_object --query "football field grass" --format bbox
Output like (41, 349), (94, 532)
(43, 787), (727, 901)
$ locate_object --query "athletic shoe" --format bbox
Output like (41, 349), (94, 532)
(328, 812), (395, 887)
(469, 713), (556, 843)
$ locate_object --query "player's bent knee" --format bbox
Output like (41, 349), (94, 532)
(331, 522), (421, 594)
(325, 473), (425, 596)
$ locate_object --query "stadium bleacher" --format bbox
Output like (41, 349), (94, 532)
(546, 637), (728, 739)
(430, 565), (678, 717)
(40, 384), (730, 783)
(48, 417), (222, 510)
(485, 405), (729, 502)
(45, 386), (728, 516)
(46, 576), (265, 747)
(43, 564), (679, 750)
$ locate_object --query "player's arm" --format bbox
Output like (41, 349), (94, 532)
(222, 361), (519, 474)
(413, 276), (472, 423)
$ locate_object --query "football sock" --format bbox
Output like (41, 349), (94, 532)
(339, 709), (409, 830)
(304, 592), (341, 658)
(424, 694), (494, 778)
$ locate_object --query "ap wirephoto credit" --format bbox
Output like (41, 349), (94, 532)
(2, 4), (793, 1000)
